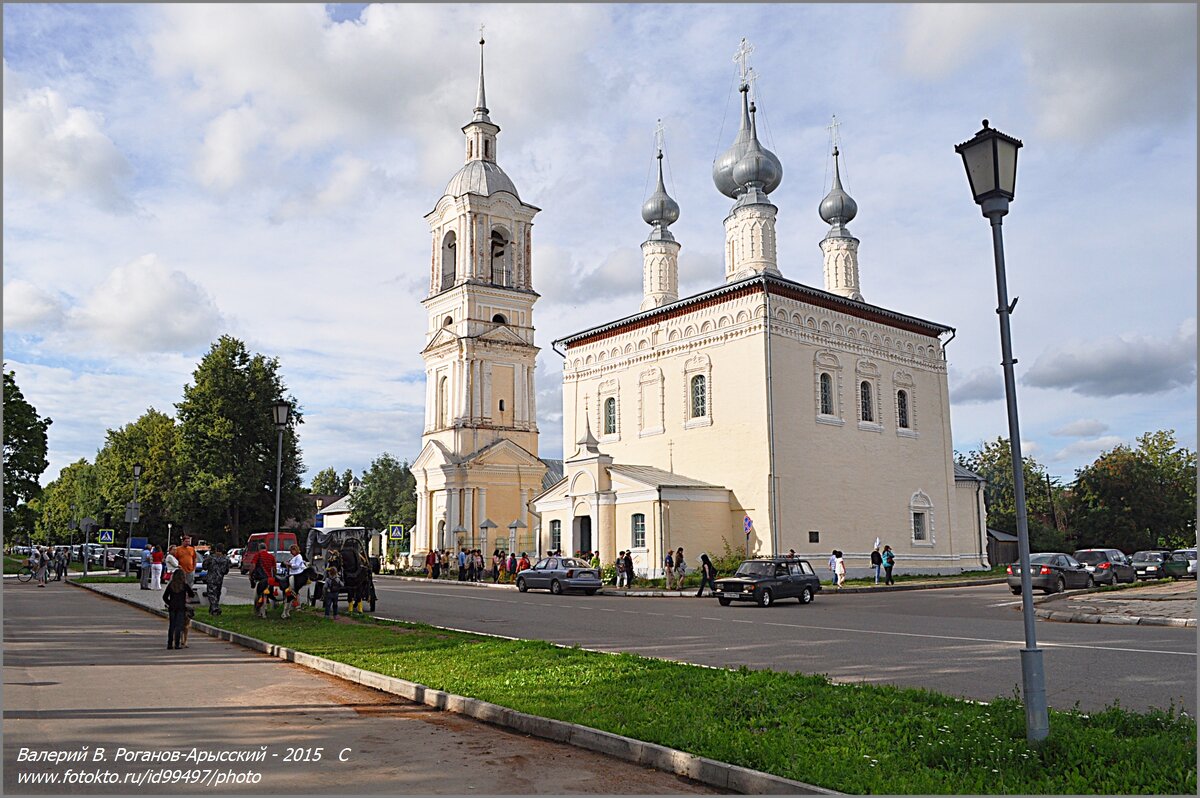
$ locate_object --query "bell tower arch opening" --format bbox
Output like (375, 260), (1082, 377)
(440, 230), (457, 291)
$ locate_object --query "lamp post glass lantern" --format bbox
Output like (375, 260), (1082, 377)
(956, 120), (1048, 744)
(271, 400), (291, 557)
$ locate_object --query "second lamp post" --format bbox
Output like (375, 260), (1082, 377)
(271, 400), (291, 557)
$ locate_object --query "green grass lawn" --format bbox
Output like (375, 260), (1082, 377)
(197, 605), (1195, 795)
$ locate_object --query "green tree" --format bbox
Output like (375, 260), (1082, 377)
(1071, 430), (1197, 551)
(310, 466), (353, 496)
(3, 368), (52, 537)
(175, 336), (306, 547)
(957, 437), (1064, 551)
(93, 408), (179, 543)
(347, 453), (415, 532)
(35, 458), (102, 545)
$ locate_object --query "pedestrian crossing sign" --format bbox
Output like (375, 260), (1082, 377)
(98, 529), (115, 544)
(389, 524), (405, 540)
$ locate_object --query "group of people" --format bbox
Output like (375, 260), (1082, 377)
(828, 545), (896, 588)
(23, 545), (69, 586)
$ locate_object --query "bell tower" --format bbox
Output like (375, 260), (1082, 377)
(412, 33), (546, 557)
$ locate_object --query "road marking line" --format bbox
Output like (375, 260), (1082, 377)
(757, 621), (1196, 656)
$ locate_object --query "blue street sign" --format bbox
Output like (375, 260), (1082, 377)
(98, 529), (115, 544)
(388, 524), (404, 540)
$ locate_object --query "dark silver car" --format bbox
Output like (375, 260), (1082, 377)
(1072, 548), (1136, 585)
(515, 557), (602, 595)
(1007, 553), (1094, 594)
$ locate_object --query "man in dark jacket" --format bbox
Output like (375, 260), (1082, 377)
(871, 547), (883, 585)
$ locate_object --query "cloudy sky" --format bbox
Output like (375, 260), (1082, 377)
(4, 3), (1196, 489)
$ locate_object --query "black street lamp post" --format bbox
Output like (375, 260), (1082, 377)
(956, 120), (1048, 744)
(271, 400), (291, 558)
(125, 464), (143, 578)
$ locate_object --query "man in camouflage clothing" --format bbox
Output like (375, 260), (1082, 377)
(202, 545), (232, 615)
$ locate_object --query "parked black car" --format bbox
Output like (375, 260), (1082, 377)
(1007, 552), (1093, 594)
(1072, 548), (1136, 586)
(713, 558), (822, 607)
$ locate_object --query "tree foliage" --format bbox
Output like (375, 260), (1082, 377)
(174, 336), (306, 546)
(1070, 430), (1197, 551)
(956, 437), (1065, 551)
(310, 466), (353, 496)
(34, 459), (102, 545)
(347, 453), (415, 531)
(3, 368), (52, 537)
(93, 408), (179, 537)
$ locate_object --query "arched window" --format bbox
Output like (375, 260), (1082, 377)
(490, 230), (510, 286)
(819, 373), (833, 415)
(443, 315), (453, 327)
(484, 139), (491, 159)
(492, 313), (507, 324)
(631, 513), (646, 548)
(690, 374), (707, 419)
(550, 519), (561, 552)
(440, 231), (456, 290)
(860, 380), (873, 422)
(604, 397), (617, 435)
(897, 389), (910, 429)
(437, 376), (449, 428)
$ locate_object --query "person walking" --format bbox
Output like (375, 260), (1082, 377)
(203, 545), (231, 615)
(176, 536), (198, 601)
(615, 551), (626, 587)
(507, 551), (517, 581)
(674, 547), (687, 589)
(431, 549), (442, 580)
(323, 565), (343, 618)
(696, 553), (718, 597)
(827, 550), (838, 590)
(150, 545), (164, 590)
(517, 552), (530, 575)
(139, 544), (153, 590)
(663, 549), (675, 590)
(491, 549), (501, 583)
(283, 544), (307, 619)
(162, 569), (195, 649)
(871, 547), (883, 586)
(834, 550), (847, 590)
(164, 546), (180, 581)
(244, 542), (278, 619)
(34, 546), (48, 587)
(623, 550), (634, 587)
(440, 549), (451, 579)
(881, 545), (895, 586)
(457, 548), (467, 581)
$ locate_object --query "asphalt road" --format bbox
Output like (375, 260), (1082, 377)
(315, 578), (1196, 715)
(3, 582), (714, 794)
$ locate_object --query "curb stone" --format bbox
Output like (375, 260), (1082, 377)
(1034, 607), (1194, 626)
(68, 580), (838, 795)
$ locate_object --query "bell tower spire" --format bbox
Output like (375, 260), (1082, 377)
(473, 26), (490, 123)
(464, 28), (498, 164)
(819, 139), (863, 301)
(640, 121), (681, 311)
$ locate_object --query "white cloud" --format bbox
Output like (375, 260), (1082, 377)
(1024, 320), (1196, 397)
(1051, 419), (1109, 438)
(899, 5), (1197, 141)
(2, 64), (135, 212)
(3, 280), (66, 331)
(1051, 435), (1127, 465)
(950, 366), (1003, 405)
(272, 154), (394, 221)
(195, 104), (268, 191)
(71, 254), (224, 354)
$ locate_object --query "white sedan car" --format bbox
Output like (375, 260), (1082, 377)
(228, 548), (243, 567)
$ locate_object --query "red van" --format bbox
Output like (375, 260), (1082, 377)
(240, 532), (299, 574)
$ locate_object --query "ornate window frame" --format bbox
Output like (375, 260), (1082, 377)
(550, 519), (562, 552)
(856, 358), (883, 433)
(909, 490), (935, 547)
(638, 368), (665, 437)
(894, 369), (919, 438)
(683, 354), (713, 429)
(814, 351), (844, 427)
(597, 379), (620, 443)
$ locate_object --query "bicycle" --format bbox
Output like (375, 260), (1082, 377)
(16, 564), (34, 583)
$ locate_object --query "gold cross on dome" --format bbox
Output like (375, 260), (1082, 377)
(733, 37), (755, 86)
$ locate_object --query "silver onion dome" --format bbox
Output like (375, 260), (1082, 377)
(819, 147), (857, 230)
(642, 150), (680, 240)
(713, 86), (754, 198)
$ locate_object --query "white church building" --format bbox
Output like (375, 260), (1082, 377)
(413, 37), (988, 576)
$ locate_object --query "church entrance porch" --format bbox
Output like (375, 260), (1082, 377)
(573, 515), (592, 555)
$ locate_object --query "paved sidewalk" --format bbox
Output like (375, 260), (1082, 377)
(1033, 580), (1197, 626)
(4, 580), (714, 794)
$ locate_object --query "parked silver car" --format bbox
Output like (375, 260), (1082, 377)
(515, 557), (602, 595)
(1007, 553), (1093, 594)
